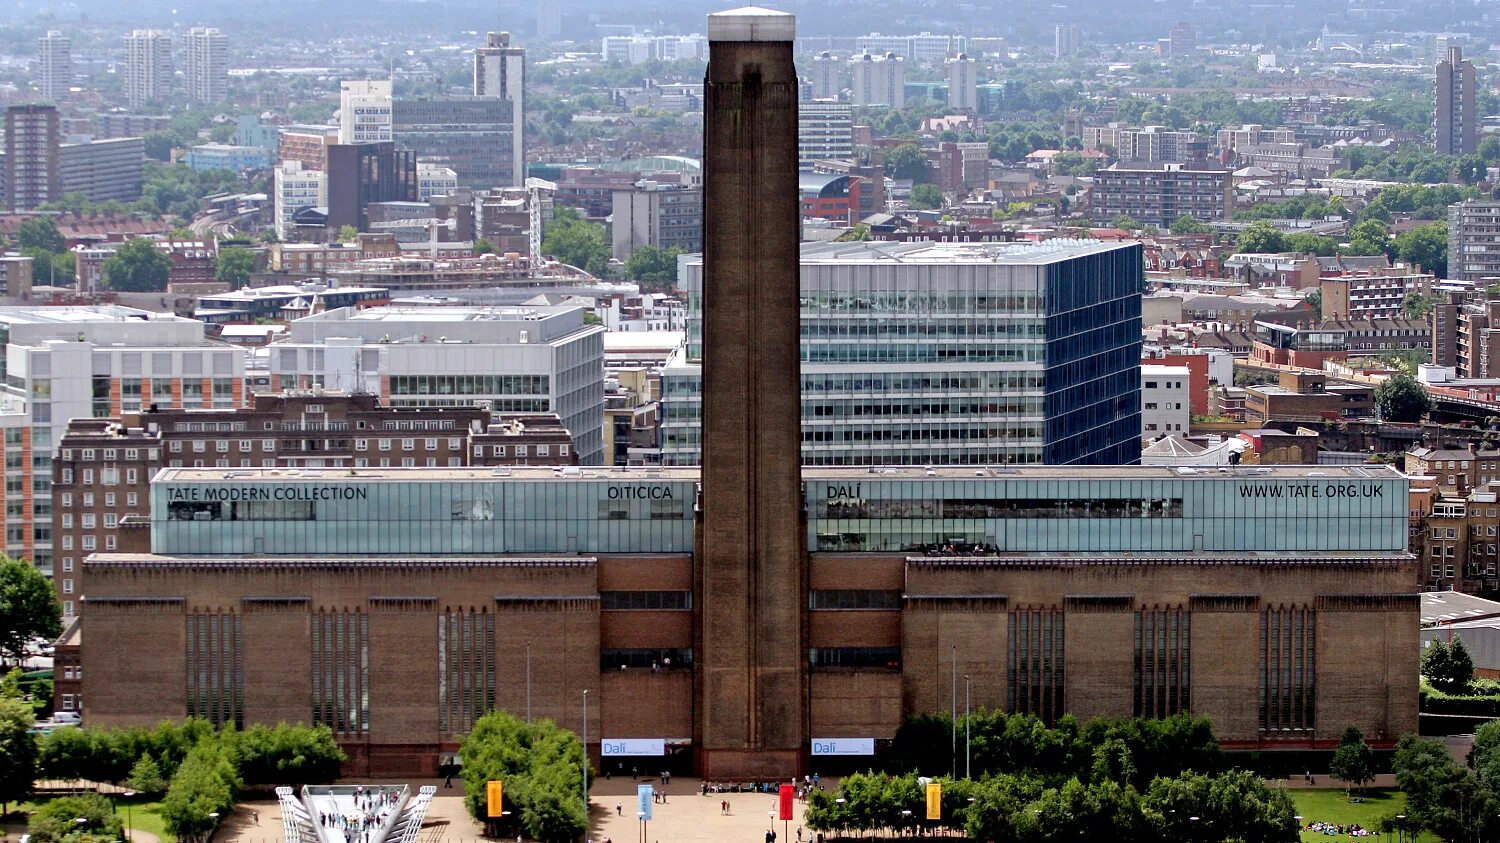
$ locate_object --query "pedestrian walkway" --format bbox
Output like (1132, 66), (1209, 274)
(588, 778), (810, 843)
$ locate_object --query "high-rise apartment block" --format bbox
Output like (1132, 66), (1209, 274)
(266, 306), (605, 464)
(1447, 199), (1500, 284)
(809, 51), (840, 100)
(473, 32), (526, 186)
(945, 53), (977, 111)
(849, 51), (904, 107)
(393, 97), (518, 189)
(57, 137), (146, 204)
(1054, 24), (1080, 59)
(1167, 22), (1196, 57)
(4, 105), (61, 212)
(1092, 162), (1232, 227)
(536, 0), (563, 38)
(1437, 46), (1478, 155)
(273, 160), (328, 240)
(797, 101), (854, 167)
(661, 240), (1144, 467)
(185, 27), (228, 104)
(1083, 124), (1200, 162)
(853, 32), (965, 64)
(339, 80), (393, 145)
(36, 31), (72, 103)
(278, 124), (340, 171)
(610, 181), (703, 259)
(124, 30), (173, 108)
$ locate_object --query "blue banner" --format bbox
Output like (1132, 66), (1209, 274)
(637, 784), (654, 821)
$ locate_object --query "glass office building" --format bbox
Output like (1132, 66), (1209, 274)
(659, 239), (1142, 466)
(150, 464), (1405, 558)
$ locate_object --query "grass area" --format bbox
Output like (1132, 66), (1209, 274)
(1290, 789), (1435, 843)
(0, 795), (171, 843)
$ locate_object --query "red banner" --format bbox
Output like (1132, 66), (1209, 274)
(778, 784), (794, 820)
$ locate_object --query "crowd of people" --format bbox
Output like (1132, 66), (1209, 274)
(317, 786), (401, 843)
(1304, 821), (1374, 837)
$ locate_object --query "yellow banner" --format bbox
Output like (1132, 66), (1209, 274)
(925, 782), (942, 821)
(486, 780), (504, 818)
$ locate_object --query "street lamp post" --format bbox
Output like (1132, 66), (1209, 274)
(1395, 814), (1406, 843)
(123, 790), (137, 843)
(582, 689), (590, 824)
(963, 674), (972, 779)
(950, 645), (957, 777)
(206, 811), (220, 843)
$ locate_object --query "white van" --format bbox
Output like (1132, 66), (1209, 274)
(52, 711), (81, 725)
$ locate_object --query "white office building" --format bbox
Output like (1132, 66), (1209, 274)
(473, 32), (526, 186)
(798, 101), (854, 167)
(945, 53), (977, 111)
(850, 51), (905, 108)
(339, 80), (393, 144)
(36, 31), (72, 103)
(416, 164), (459, 200)
(0, 307), (245, 574)
(185, 27), (228, 104)
(273, 160), (327, 240)
(124, 30), (173, 108)
(1141, 364), (1191, 438)
(268, 306), (605, 464)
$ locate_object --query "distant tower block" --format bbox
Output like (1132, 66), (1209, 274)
(697, 6), (806, 779)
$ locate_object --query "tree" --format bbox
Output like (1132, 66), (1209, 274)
(1286, 232), (1340, 257)
(621, 245), (684, 286)
(884, 143), (929, 181)
(1347, 219), (1392, 257)
(227, 723), (344, 787)
(335, 225), (360, 242)
(126, 754), (167, 796)
(1395, 222), (1448, 277)
(143, 131), (178, 162)
(0, 697), (36, 814)
(0, 556), (62, 666)
(909, 184), (944, 210)
(1329, 727), (1375, 797)
(1170, 215), (1210, 235)
(835, 224), (872, 242)
(1109, 214), (1143, 231)
(1236, 221), (1285, 254)
(1427, 637), (1477, 691)
(26, 793), (121, 843)
(1401, 290), (1440, 321)
(214, 246), (256, 289)
(160, 740), (239, 842)
(1303, 289), (1322, 320)
(542, 208), (612, 277)
(102, 239), (173, 293)
(460, 711), (587, 842)
(17, 218), (65, 254)
(473, 237), (496, 255)
(1375, 373), (1432, 423)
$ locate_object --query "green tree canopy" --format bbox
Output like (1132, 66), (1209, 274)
(160, 740), (239, 842)
(1393, 733), (1500, 841)
(459, 711), (588, 842)
(1286, 232), (1340, 257)
(1394, 221), (1447, 277)
(909, 183), (944, 210)
(473, 237), (496, 255)
(27, 793), (122, 843)
(335, 225), (360, 242)
(1346, 218), (1392, 257)
(0, 696), (36, 813)
(1236, 221), (1285, 254)
(1110, 214), (1143, 231)
(542, 207), (612, 277)
(1329, 727), (1376, 796)
(126, 754), (167, 796)
(1303, 289), (1322, 320)
(1169, 215), (1210, 235)
(621, 244), (684, 287)
(226, 723), (344, 788)
(17, 217), (66, 254)
(1402, 290), (1441, 321)
(1375, 373), (1432, 423)
(884, 143), (929, 181)
(0, 555), (62, 665)
(214, 246), (256, 289)
(102, 239), (173, 293)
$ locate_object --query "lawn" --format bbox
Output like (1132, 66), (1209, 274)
(1290, 789), (1435, 843)
(1, 795), (171, 843)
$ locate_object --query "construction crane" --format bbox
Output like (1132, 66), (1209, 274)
(524, 177), (557, 268)
(368, 217), (457, 258)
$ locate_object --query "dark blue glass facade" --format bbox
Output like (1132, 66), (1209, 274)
(1041, 243), (1143, 465)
